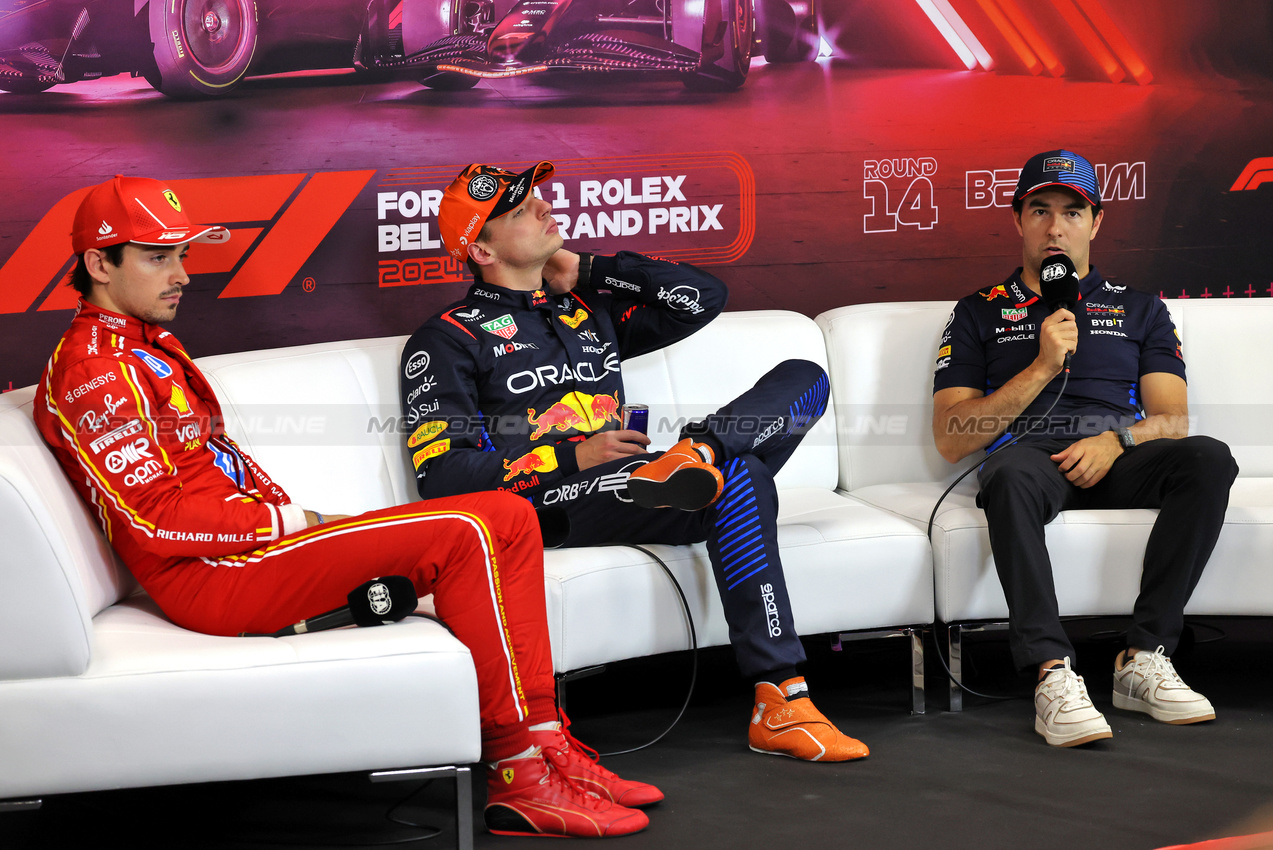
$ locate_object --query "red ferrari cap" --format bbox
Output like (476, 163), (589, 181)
(437, 161), (555, 260)
(71, 175), (230, 254)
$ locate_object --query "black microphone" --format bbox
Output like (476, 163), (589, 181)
(261, 576), (418, 637)
(1039, 253), (1080, 312)
(1039, 253), (1081, 372)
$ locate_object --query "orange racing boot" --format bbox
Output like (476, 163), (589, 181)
(626, 437), (724, 511)
(748, 677), (870, 762)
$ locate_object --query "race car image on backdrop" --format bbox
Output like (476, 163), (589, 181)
(0, 0), (821, 96)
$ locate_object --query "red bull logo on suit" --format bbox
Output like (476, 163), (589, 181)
(526, 392), (620, 440)
(503, 445), (559, 481)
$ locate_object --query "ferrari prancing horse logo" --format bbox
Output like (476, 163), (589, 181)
(163, 190), (181, 212)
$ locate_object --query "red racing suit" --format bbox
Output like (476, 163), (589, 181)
(35, 301), (555, 759)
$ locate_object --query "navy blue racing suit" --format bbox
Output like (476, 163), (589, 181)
(399, 251), (828, 678)
(934, 267), (1237, 668)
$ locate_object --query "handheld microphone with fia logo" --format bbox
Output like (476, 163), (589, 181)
(1038, 253), (1081, 371)
(241, 576), (419, 638)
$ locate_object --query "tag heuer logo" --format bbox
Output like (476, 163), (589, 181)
(1001, 308), (1029, 322)
(468, 174), (499, 201)
(480, 314), (518, 340)
(163, 189), (182, 212)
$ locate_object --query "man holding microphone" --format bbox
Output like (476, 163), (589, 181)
(931, 150), (1237, 747)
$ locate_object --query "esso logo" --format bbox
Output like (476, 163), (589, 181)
(404, 351), (431, 380)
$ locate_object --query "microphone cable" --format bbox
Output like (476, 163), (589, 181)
(593, 543), (699, 757)
(925, 363), (1071, 702)
(405, 543), (700, 757)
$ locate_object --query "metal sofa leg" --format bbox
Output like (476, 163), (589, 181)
(0, 799), (42, 812)
(555, 665), (607, 714)
(907, 627), (926, 715)
(948, 623), (964, 713)
(832, 627), (927, 715)
(370, 765), (473, 850)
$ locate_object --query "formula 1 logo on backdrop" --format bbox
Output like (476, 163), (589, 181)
(863, 157), (939, 233)
(966, 160), (1146, 209)
(1230, 157), (1273, 192)
(0, 171), (375, 315)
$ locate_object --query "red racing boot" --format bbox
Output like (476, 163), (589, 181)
(530, 714), (665, 808)
(626, 437), (723, 511)
(484, 751), (649, 838)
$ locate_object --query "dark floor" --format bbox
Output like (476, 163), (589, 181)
(3, 618), (1272, 850)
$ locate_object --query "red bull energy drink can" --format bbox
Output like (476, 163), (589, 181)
(621, 404), (649, 435)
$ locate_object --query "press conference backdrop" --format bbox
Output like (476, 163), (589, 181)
(1, 0), (1271, 391)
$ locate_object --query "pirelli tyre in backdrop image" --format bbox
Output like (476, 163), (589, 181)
(0, 0), (259, 96)
(0, 0), (819, 96)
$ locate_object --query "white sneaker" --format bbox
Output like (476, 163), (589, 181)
(1034, 658), (1113, 747)
(1112, 646), (1215, 724)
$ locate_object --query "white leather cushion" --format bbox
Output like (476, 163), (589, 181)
(197, 337), (414, 514)
(1164, 299), (1273, 477)
(854, 478), (1273, 623)
(0, 597), (481, 798)
(816, 302), (956, 491)
(622, 310), (838, 491)
(543, 488), (932, 672)
(0, 388), (134, 680)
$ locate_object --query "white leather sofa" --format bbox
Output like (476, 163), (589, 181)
(817, 299), (1273, 709)
(0, 382), (481, 845)
(0, 308), (934, 840)
(193, 311), (935, 710)
(10, 297), (1264, 831)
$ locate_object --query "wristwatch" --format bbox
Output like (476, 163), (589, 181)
(576, 252), (593, 289)
(1114, 427), (1136, 449)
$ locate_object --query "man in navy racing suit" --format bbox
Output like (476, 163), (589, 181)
(399, 161), (867, 762)
(931, 150), (1238, 747)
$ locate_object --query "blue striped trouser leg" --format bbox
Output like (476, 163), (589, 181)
(693, 359), (830, 477)
(706, 453), (806, 678)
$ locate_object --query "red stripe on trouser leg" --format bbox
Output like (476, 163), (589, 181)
(142, 492), (555, 761)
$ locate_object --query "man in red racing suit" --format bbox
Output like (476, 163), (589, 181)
(33, 175), (659, 839)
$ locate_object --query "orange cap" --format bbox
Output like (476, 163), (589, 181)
(437, 161), (555, 260)
(71, 175), (230, 255)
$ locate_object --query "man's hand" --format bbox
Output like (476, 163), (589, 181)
(1050, 432), (1122, 488)
(1034, 307), (1078, 378)
(575, 429), (650, 471)
(542, 249), (580, 295)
